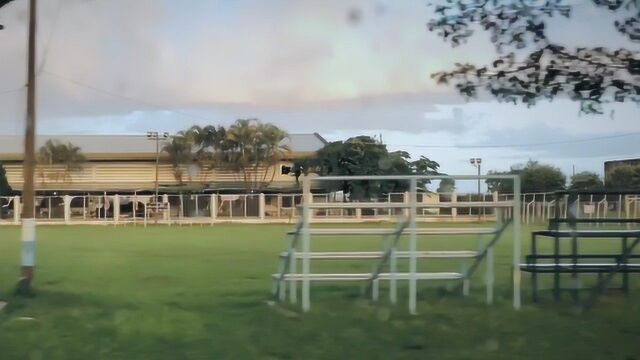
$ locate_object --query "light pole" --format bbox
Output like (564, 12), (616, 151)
(146, 132), (169, 209)
(470, 157), (482, 220)
(469, 158), (482, 194)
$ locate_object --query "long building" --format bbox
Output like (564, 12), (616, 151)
(0, 134), (326, 193)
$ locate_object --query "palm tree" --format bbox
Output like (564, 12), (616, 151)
(257, 123), (290, 185)
(187, 125), (227, 179)
(161, 132), (193, 184)
(37, 140), (86, 183)
(224, 119), (259, 188)
(223, 119), (290, 191)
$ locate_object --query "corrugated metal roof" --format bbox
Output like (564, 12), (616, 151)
(0, 133), (326, 158)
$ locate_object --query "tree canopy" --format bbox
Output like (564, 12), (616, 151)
(161, 131), (195, 184)
(606, 165), (640, 188)
(569, 171), (604, 190)
(163, 119), (290, 190)
(429, 0), (640, 114)
(486, 160), (566, 193)
(37, 140), (87, 182)
(437, 178), (456, 193)
(295, 136), (440, 200)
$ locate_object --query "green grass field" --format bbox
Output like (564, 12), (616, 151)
(0, 224), (639, 359)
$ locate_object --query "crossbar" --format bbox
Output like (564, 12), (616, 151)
(549, 218), (640, 224)
(533, 230), (640, 238)
(273, 272), (465, 281)
(306, 175), (518, 181)
(305, 201), (514, 209)
(280, 250), (479, 260)
(286, 227), (497, 236)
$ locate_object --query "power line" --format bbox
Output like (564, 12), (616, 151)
(37, 0), (64, 74)
(391, 132), (640, 149)
(41, 71), (219, 124)
(0, 87), (24, 96)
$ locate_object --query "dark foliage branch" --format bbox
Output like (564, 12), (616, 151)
(0, 0), (15, 30)
(0, 0), (15, 9)
(428, 0), (640, 114)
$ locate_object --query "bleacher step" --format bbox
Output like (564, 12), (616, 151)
(279, 250), (479, 260)
(272, 272), (464, 281)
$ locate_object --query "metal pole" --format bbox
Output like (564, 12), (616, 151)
(477, 164), (481, 195)
(408, 178), (418, 314)
(19, 0), (38, 293)
(155, 135), (159, 209)
(302, 178), (312, 312)
(513, 176), (522, 310)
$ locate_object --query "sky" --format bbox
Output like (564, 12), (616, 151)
(0, 0), (639, 191)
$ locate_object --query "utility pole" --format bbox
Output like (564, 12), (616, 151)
(18, 0), (37, 295)
(146, 131), (168, 221)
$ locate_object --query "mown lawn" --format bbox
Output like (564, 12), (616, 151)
(0, 224), (639, 360)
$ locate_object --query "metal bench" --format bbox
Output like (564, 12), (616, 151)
(520, 207), (640, 305)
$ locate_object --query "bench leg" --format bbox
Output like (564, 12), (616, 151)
(622, 237), (629, 294)
(553, 236), (560, 301)
(289, 253), (297, 304)
(531, 233), (538, 303)
(372, 279), (379, 302)
(390, 250), (397, 304)
(571, 234), (579, 302)
(279, 278), (286, 301)
(485, 247), (494, 305)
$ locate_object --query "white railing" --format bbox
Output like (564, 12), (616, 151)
(2, 191), (638, 226)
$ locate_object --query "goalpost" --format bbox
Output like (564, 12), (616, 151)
(272, 174), (522, 313)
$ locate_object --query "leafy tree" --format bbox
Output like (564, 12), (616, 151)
(37, 140), (87, 182)
(606, 165), (640, 188)
(161, 132), (194, 184)
(429, 1), (640, 114)
(168, 120), (290, 190)
(186, 125), (227, 180)
(570, 171), (604, 190)
(0, 163), (12, 196)
(437, 178), (456, 193)
(486, 160), (566, 193)
(296, 136), (440, 200)
(221, 119), (291, 191)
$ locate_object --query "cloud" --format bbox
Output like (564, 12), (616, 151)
(421, 107), (468, 134)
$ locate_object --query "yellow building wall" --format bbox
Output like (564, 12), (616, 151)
(3, 161), (297, 191)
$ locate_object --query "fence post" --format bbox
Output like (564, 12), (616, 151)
(492, 191), (499, 221)
(113, 195), (120, 225)
(259, 193), (265, 220)
(14, 195), (21, 224)
(210, 194), (217, 221)
(163, 194), (169, 221)
(403, 191), (410, 217)
(64, 195), (71, 224)
(451, 192), (457, 219)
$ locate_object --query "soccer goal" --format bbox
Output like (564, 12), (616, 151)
(271, 174), (522, 314)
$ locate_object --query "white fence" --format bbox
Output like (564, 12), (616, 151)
(511, 192), (640, 224)
(1, 191), (638, 226)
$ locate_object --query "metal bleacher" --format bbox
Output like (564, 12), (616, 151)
(271, 174), (522, 314)
(520, 190), (640, 307)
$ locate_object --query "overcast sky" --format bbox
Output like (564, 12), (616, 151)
(1, 0), (639, 191)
